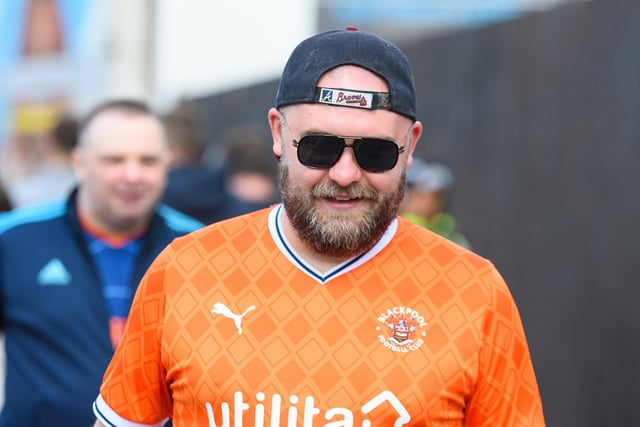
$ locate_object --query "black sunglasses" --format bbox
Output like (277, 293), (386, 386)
(292, 135), (404, 173)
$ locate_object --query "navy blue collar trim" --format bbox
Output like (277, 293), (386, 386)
(273, 204), (369, 284)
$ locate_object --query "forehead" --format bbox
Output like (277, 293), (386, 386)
(82, 110), (166, 152)
(284, 101), (410, 142)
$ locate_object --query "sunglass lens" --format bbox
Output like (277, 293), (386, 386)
(297, 136), (344, 169)
(354, 139), (399, 172)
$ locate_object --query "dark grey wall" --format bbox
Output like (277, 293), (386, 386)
(404, 2), (640, 425)
(193, 1), (640, 425)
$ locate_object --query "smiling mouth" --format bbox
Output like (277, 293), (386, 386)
(332, 196), (356, 202)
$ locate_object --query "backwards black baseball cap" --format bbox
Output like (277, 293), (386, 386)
(275, 27), (417, 121)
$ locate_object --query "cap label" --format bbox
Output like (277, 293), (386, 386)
(316, 87), (376, 110)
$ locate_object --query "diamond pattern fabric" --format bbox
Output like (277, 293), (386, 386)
(96, 207), (545, 426)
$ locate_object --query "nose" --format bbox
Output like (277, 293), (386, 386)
(122, 160), (143, 181)
(327, 144), (362, 186)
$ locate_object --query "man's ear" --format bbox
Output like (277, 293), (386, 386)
(403, 121), (423, 169)
(70, 146), (85, 180)
(267, 108), (284, 160)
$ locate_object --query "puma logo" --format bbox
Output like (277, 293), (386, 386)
(211, 302), (255, 335)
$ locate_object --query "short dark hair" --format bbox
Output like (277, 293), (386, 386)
(162, 102), (205, 164)
(52, 115), (79, 153)
(0, 181), (12, 212)
(222, 125), (277, 178)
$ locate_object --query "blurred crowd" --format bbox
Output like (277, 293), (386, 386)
(1, 100), (473, 247)
(0, 100), (280, 220)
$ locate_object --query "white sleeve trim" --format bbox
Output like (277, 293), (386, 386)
(93, 394), (169, 427)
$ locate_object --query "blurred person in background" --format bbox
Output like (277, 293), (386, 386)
(221, 125), (279, 207)
(161, 102), (265, 224)
(0, 99), (202, 427)
(400, 157), (471, 249)
(8, 114), (78, 208)
(0, 182), (12, 213)
(92, 28), (544, 426)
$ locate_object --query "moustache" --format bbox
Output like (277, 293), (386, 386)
(311, 183), (378, 200)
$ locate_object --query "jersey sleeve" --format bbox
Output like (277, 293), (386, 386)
(465, 267), (546, 426)
(94, 246), (174, 426)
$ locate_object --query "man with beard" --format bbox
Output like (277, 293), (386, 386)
(93, 28), (545, 427)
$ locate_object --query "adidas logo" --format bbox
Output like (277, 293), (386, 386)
(37, 258), (71, 286)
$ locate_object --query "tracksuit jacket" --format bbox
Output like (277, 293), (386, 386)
(0, 190), (203, 427)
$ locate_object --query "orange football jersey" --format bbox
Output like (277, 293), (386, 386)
(94, 205), (545, 427)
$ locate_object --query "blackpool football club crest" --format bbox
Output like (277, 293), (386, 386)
(376, 306), (428, 353)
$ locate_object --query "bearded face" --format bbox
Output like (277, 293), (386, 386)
(278, 163), (406, 258)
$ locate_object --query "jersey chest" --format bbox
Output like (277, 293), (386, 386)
(162, 270), (480, 426)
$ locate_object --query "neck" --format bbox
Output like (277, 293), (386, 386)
(76, 199), (147, 247)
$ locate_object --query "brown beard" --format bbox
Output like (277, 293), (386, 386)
(278, 164), (406, 258)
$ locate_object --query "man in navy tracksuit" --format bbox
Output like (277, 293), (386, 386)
(0, 100), (203, 426)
